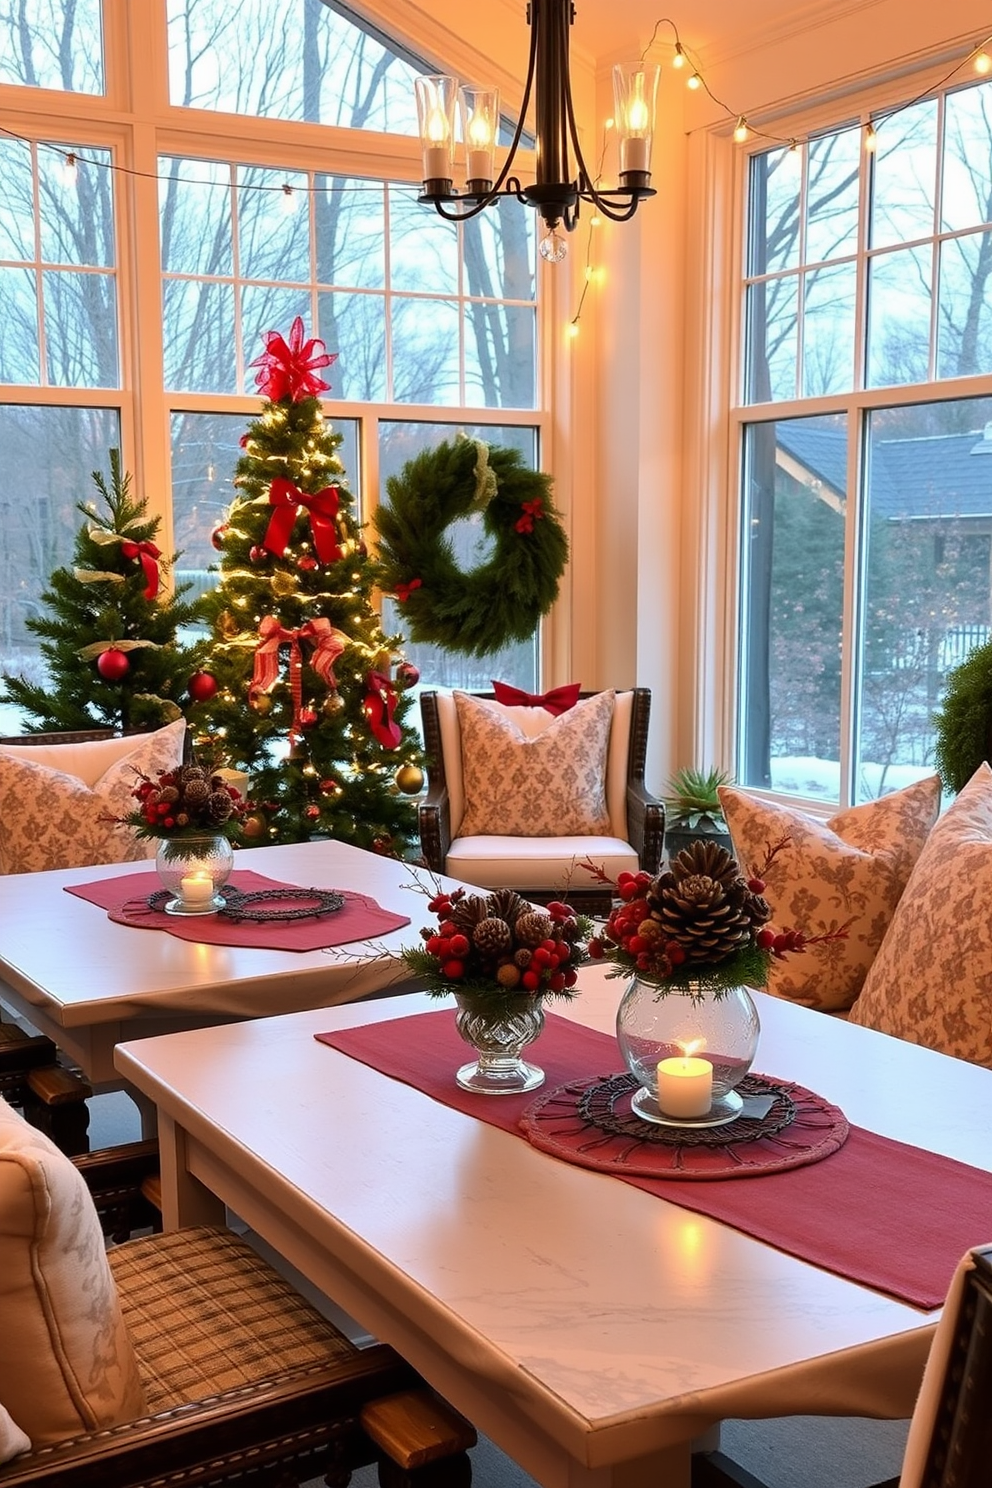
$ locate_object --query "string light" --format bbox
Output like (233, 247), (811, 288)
(733, 116), (749, 143)
(864, 121), (878, 152)
(60, 151), (77, 188)
(671, 41), (685, 69)
(975, 48), (991, 75)
(687, 71), (701, 91)
(280, 183), (298, 213)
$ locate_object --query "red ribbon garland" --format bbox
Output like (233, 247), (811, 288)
(491, 680), (582, 716)
(263, 478), (342, 565)
(249, 316), (337, 402)
(363, 670), (402, 749)
(120, 539), (161, 600)
(250, 616), (348, 739)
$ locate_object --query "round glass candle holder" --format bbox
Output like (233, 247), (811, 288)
(616, 975), (760, 1127)
(154, 834), (235, 915)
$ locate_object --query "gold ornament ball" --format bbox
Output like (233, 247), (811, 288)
(242, 813), (267, 840)
(322, 692), (345, 718)
(250, 692), (273, 716)
(271, 569), (297, 597)
(394, 763), (425, 795)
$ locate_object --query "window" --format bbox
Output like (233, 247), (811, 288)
(0, 0), (544, 730)
(737, 75), (992, 806)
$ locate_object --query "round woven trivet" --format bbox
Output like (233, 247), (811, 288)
(520, 1071), (849, 1179)
(145, 886), (344, 922)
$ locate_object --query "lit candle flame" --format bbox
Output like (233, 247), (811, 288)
(678, 1037), (706, 1060)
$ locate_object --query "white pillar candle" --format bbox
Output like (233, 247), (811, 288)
(620, 136), (651, 175)
(421, 144), (452, 182)
(180, 871), (215, 906)
(466, 149), (493, 183)
(215, 767), (249, 800)
(656, 1055), (713, 1118)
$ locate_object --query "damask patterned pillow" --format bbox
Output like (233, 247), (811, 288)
(0, 719), (186, 874)
(848, 764), (992, 1065)
(718, 775), (941, 1012)
(454, 689), (615, 837)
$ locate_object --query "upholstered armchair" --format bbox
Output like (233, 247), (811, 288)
(418, 688), (664, 915)
(0, 1095), (475, 1488)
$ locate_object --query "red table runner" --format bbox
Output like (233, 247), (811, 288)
(317, 1009), (992, 1310)
(67, 869), (410, 951)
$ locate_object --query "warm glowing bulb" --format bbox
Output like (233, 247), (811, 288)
(466, 110), (492, 149)
(627, 97), (650, 132)
(589, 213), (602, 228)
(567, 322), (580, 340)
(687, 72), (702, 91)
(975, 49), (991, 74)
(864, 122), (877, 153)
(61, 152), (78, 188)
(426, 106), (448, 145)
(733, 117), (749, 143)
(672, 43), (685, 69)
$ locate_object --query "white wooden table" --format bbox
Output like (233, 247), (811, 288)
(0, 840), (462, 1086)
(115, 966), (991, 1488)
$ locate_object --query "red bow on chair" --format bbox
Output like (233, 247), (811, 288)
(491, 681), (581, 716)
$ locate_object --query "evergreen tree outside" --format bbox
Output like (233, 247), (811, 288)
(1, 450), (203, 732)
(192, 319), (425, 853)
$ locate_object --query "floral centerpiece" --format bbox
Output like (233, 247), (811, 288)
(401, 885), (591, 1095)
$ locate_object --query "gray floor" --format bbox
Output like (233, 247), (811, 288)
(92, 1091), (908, 1488)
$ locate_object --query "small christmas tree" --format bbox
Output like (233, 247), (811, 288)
(192, 318), (425, 853)
(1, 450), (203, 732)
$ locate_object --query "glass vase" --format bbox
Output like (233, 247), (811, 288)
(155, 833), (235, 916)
(616, 975), (760, 1127)
(452, 991), (546, 1095)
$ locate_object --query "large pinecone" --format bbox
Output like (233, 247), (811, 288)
(647, 840), (765, 968)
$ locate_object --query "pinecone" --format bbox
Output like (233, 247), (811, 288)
(473, 917), (513, 956)
(650, 872), (753, 967)
(448, 895), (491, 934)
(204, 789), (234, 825)
(514, 911), (554, 947)
(671, 838), (740, 888)
(485, 888), (528, 928)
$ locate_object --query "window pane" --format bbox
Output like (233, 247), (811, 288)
(0, 268), (40, 383)
(378, 421), (539, 692)
(941, 80), (992, 234)
(0, 138), (36, 261)
(39, 146), (114, 267)
(806, 129), (861, 263)
(739, 415), (847, 803)
(867, 245), (932, 387)
(747, 147), (801, 276)
(392, 298), (460, 405)
(163, 279), (237, 392)
(390, 190), (458, 295)
(937, 231), (992, 379)
(43, 269), (118, 386)
(170, 410), (360, 602)
(745, 276), (798, 402)
(241, 285), (312, 389)
(858, 396), (992, 801)
(870, 99), (938, 249)
(802, 261), (856, 397)
(159, 159), (233, 277)
(317, 291), (387, 401)
(314, 177), (386, 290)
(464, 302), (536, 409)
(0, 405), (120, 714)
(0, 0), (103, 93)
(166, 0), (421, 132)
(238, 168), (310, 283)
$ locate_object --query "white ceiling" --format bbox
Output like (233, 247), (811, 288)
(555, 0), (829, 65)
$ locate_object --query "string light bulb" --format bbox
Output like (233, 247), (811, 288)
(60, 152), (78, 188)
(280, 183), (298, 213)
(733, 116), (749, 143)
(566, 321), (580, 340)
(975, 48), (991, 74)
(687, 71), (702, 91)
(864, 121), (878, 152)
(672, 42), (685, 69)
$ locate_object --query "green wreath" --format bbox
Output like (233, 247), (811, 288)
(373, 437), (569, 658)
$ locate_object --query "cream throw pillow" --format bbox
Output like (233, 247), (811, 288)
(454, 689), (615, 837)
(718, 775), (941, 1012)
(0, 719), (186, 874)
(849, 763), (992, 1065)
(0, 1096), (146, 1453)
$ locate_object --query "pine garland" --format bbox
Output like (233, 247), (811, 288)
(373, 437), (569, 658)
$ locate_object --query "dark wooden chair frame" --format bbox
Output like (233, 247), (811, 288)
(418, 688), (665, 914)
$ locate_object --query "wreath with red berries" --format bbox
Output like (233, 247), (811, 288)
(373, 436), (569, 658)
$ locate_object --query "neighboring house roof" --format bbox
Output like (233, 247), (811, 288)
(776, 421), (992, 520)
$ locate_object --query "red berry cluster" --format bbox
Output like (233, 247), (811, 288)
(124, 764), (247, 838)
(417, 888), (584, 995)
(588, 871), (685, 981)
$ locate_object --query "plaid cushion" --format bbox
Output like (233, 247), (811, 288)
(108, 1227), (358, 1410)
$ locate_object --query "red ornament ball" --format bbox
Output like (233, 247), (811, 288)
(298, 555), (318, 571)
(396, 661), (420, 689)
(187, 671), (219, 702)
(298, 706), (318, 729)
(305, 804), (321, 822)
(249, 545), (266, 564)
(96, 647), (130, 681)
(210, 523), (228, 551)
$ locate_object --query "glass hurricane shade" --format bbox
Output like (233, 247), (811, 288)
(415, 75), (457, 184)
(612, 64), (660, 178)
(155, 834), (235, 916)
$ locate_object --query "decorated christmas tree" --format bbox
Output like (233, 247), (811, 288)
(1, 450), (204, 732)
(192, 318), (426, 852)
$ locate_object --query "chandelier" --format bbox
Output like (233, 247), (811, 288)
(414, 1), (658, 262)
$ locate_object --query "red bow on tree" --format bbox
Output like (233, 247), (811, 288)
(491, 681), (581, 716)
(249, 317), (337, 401)
(120, 539), (161, 600)
(250, 616), (348, 738)
(364, 670), (402, 749)
(263, 478), (342, 565)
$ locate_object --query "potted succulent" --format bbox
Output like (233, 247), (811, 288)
(661, 765), (734, 863)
